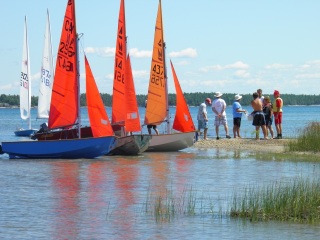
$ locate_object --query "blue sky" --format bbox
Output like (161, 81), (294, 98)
(1, 0), (320, 97)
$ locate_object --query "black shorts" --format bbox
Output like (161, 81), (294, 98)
(147, 125), (157, 129)
(233, 117), (241, 127)
(252, 112), (266, 126)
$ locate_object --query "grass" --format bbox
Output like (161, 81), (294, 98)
(230, 177), (320, 223)
(144, 186), (218, 222)
(288, 122), (320, 152)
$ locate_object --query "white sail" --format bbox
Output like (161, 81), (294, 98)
(38, 9), (53, 119)
(20, 16), (31, 129)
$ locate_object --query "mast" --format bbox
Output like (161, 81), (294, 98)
(76, 33), (81, 138)
(159, 0), (170, 134)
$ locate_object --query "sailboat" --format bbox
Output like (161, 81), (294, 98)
(1, 0), (116, 159)
(145, 0), (196, 152)
(109, 0), (151, 155)
(14, 16), (37, 137)
(37, 9), (53, 120)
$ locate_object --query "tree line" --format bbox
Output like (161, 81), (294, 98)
(0, 92), (320, 107)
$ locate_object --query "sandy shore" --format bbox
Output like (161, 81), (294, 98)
(194, 137), (292, 153)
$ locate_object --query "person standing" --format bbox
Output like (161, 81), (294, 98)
(145, 99), (159, 135)
(197, 98), (211, 140)
(257, 88), (264, 103)
(232, 94), (246, 138)
(263, 96), (274, 139)
(212, 92), (231, 140)
(251, 92), (267, 140)
(273, 90), (283, 139)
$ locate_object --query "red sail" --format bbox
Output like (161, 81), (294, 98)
(85, 55), (114, 137)
(170, 60), (196, 132)
(48, 0), (78, 129)
(112, 0), (127, 125)
(125, 54), (141, 132)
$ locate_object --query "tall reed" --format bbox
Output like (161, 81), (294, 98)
(288, 122), (320, 152)
(230, 177), (320, 223)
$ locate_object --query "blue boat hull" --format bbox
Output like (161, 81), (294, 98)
(14, 129), (37, 137)
(1, 136), (117, 159)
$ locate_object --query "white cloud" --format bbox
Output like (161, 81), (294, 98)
(129, 48), (151, 58)
(234, 70), (250, 78)
(225, 61), (249, 69)
(84, 47), (115, 57)
(169, 48), (197, 58)
(264, 63), (293, 70)
(200, 61), (249, 73)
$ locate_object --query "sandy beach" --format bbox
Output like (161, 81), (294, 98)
(194, 137), (292, 153)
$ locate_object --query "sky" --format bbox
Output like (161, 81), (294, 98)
(1, 0), (320, 97)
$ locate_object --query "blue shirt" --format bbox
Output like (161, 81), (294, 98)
(233, 101), (243, 118)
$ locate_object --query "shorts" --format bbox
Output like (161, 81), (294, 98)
(198, 120), (208, 130)
(233, 117), (241, 127)
(214, 115), (227, 126)
(265, 117), (273, 126)
(147, 125), (157, 129)
(252, 111), (266, 126)
(274, 112), (282, 124)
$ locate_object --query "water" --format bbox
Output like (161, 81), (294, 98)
(1, 106), (320, 239)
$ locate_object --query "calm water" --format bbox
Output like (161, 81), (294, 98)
(1, 106), (320, 239)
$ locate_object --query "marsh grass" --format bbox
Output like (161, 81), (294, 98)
(230, 178), (320, 223)
(144, 186), (220, 222)
(288, 122), (320, 152)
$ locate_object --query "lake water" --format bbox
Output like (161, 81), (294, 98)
(1, 106), (320, 239)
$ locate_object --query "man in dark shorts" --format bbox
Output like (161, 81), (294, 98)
(251, 92), (268, 140)
(147, 124), (159, 135)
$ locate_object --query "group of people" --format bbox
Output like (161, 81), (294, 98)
(197, 89), (283, 140)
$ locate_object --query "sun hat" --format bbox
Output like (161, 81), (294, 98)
(214, 92), (223, 98)
(205, 98), (212, 104)
(234, 94), (242, 101)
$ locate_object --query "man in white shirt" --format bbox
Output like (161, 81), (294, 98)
(211, 92), (231, 140)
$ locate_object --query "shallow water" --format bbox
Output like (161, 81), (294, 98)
(1, 106), (320, 239)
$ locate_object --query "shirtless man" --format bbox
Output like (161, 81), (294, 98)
(251, 92), (268, 140)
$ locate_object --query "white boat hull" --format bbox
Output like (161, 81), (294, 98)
(146, 131), (195, 152)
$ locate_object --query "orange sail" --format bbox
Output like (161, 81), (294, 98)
(85, 55), (114, 137)
(170, 60), (196, 132)
(112, 0), (126, 125)
(48, 0), (78, 129)
(125, 54), (141, 132)
(144, 0), (167, 126)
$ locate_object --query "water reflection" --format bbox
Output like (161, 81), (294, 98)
(51, 162), (81, 240)
(111, 157), (138, 240)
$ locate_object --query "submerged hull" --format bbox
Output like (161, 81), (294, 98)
(109, 135), (152, 155)
(15, 129), (37, 137)
(1, 136), (117, 159)
(146, 131), (195, 152)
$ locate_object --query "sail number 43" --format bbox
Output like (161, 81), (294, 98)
(151, 64), (164, 87)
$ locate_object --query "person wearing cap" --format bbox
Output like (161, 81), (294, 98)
(273, 90), (283, 139)
(211, 92), (231, 140)
(263, 96), (274, 138)
(251, 92), (268, 140)
(232, 94), (247, 138)
(197, 98), (211, 140)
